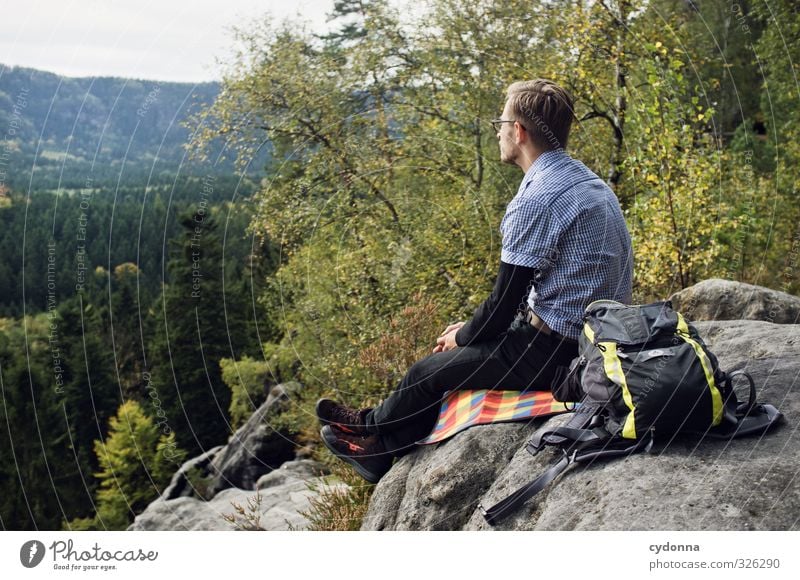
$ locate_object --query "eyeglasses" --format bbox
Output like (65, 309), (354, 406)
(490, 118), (518, 133)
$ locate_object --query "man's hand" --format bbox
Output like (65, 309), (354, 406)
(433, 322), (465, 354)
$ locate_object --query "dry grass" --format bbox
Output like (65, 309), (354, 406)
(222, 491), (265, 531)
(358, 292), (439, 388)
(298, 463), (376, 531)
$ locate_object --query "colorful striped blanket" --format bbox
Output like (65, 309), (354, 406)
(418, 389), (573, 445)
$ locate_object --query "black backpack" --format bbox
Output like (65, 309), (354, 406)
(480, 300), (783, 526)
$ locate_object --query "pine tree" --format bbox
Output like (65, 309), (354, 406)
(0, 316), (78, 529)
(57, 294), (121, 524)
(148, 211), (241, 455)
(70, 400), (185, 530)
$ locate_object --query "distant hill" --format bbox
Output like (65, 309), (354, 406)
(0, 65), (260, 192)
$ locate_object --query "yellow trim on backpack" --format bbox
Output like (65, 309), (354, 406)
(599, 341), (637, 439)
(676, 313), (723, 426)
(583, 323), (595, 343)
(583, 322), (637, 438)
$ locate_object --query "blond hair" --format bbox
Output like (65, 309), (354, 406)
(506, 80), (574, 150)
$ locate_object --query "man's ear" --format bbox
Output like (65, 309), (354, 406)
(514, 121), (527, 145)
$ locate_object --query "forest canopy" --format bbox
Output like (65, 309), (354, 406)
(192, 0), (800, 424)
(2, 0), (798, 531)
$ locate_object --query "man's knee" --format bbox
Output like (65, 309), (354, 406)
(408, 348), (490, 393)
(405, 355), (437, 387)
(401, 350), (463, 394)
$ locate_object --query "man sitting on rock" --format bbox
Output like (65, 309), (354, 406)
(318, 79), (634, 483)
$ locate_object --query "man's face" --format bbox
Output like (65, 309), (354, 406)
(497, 99), (519, 165)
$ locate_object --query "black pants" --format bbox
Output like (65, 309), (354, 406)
(364, 316), (578, 456)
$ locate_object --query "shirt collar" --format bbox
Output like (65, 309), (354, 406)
(521, 148), (568, 188)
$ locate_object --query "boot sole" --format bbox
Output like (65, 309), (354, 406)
(319, 426), (384, 484)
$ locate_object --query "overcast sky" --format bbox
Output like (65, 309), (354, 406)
(0, 0), (345, 82)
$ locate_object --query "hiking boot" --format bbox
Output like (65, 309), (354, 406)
(320, 425), (392, 484)
(315, 398), (370, 435)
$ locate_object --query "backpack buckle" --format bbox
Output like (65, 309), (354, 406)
(560, 448), (578, 464)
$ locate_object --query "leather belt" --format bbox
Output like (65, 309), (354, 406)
(524, 307), (578, 345)
(525, 308), (551, 334)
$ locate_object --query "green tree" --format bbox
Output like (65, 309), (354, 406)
(0, 314), (84, 529)
(746, 0), (800, 293)
(622, 41), (727, 298)
(69, 400), (185, 530)
(220, 356), (270, 429)
(148, 211), (247, 455)
(57, 295), (121, 524)
(188, 0), (799, 448)
(108, 263), (146, 398)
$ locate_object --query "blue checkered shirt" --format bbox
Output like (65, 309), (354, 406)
(500, 149), (633, 340)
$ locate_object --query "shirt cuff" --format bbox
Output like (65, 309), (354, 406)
(500, 249), (550, 270)
(454, 325), (469, 347)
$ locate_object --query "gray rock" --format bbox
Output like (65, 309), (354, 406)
(127, 497), (222, 531)
(129, 459), (341, 530)
(362, 320), (799, 530)
(256, 459), (327, 489)
(161, 445), (223, 500)
(361, 423), (531, 530)
(669, 279), (800, 323)
(206, 382), (300, 495)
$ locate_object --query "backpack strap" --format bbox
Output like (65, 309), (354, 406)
(530, 399), (607, 452)
(725, 369), (756, 416)
(571, 429), (654, 463)
(698, 370), (783, 439)
(480, 428), (653, 526)
(528, 426), (609, 455)
(479, 453), (572, 526)
(700, 403), (783, 439)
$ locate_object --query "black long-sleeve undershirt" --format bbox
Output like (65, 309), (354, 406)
(455, 261), (540, 347)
